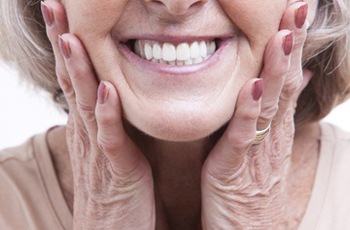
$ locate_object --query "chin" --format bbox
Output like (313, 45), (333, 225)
(124, 102), (233, 142)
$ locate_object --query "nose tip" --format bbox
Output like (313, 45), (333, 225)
(146, 0), (208, 16)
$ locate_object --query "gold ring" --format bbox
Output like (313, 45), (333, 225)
(254, 124), (271, 144)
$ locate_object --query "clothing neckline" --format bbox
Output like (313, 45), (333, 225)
(33, 128), (73, 229)
(298, 122), (335, 230)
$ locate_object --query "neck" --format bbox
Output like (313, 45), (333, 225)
(125, 122), (221, 229)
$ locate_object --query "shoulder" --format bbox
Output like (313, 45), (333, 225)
(321, 122), (350, 140)
(0, 132), (61, 229)
(0, 133), (47, 180)
(319, 121), (350, 164)
(313, 123), (350, 229)
(319, 122), (350, 174)
(0, 137), (36, 165)
(298, 123), (350, 230)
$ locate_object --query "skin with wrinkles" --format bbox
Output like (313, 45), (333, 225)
(41, 0), (319, 229)
(61, 0), (286, 141)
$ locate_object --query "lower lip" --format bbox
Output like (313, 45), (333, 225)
(118, 39), (231, 75)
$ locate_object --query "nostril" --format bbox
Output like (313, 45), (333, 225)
(146, 0), (206, 16)
(153, 0), (163, 5)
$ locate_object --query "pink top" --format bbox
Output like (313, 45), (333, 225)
(0, 123), (349, 229)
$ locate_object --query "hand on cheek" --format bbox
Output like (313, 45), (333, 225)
(41, 1), (156, 229)
(201, 2), (312, 228)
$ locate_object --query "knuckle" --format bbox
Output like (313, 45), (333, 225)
(283, 73), (303, 96)
(55, 62), (71, 81)
(258, 116), (272, 127)
(64, 85), (76, 102)
(56, 69), (76, 101)
(240, 111), (257, 124)
(97, 134), (125, 154)
(261, 101), (279, 120)
(69, 65), (89, 82)
(74, 129), (91, 159)
(55, 66), (67, 80)
(97, 109), (116, 126)
(224, 131), (252, 152)
(76, 100), (96, 121)
(237, 105), (259, 122)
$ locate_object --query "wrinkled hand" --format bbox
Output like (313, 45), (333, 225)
(41, 1), (155, 229)
(201, 2), (311, 229)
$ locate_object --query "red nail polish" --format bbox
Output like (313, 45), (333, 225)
(98, 81), (109, 104)
(295, 4), (308, 28)
(252, 79), (263, 101)
(283, 31), (294, 56)
(41, 2), (54, 26)
(58, 36), (71, 59)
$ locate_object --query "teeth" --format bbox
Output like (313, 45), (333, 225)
(208, 42), (216, 55)
(185, 59), (193, 65)
(199, 41), (207, 58)
(190, 42), (200, 59)
(144, 43), (153, 60)
(162, 43), (177, 61)
(176, 60), (184, 66)
(133, 40), (217, 66)
(135, 40), (145, 58)
(176, 43), (191, 61)
(153, 43), (162, 59)
(193, 57), (203, 64)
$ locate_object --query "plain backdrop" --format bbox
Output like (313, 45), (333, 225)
(1, 62), (350, 150)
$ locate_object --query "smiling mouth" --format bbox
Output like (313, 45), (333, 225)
(125, 39), (220, 66)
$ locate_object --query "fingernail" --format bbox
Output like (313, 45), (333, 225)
(41, 1), (54, 27)
(283, 31), (294, 56)
(295, 3), (308, 28)
(58, 36), (71, 59)
(252, 79), (263, 101)
(98, 81), (109, 104)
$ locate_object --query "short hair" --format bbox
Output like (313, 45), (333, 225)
(0, 0), (349, 126)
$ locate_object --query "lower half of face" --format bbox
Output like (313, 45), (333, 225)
(64, 0), (285, 141)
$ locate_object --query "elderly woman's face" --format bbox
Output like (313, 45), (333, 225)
(63, 0), (297, 141)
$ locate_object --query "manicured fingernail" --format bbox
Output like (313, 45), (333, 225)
(98, 81), (109, 104)
(58, 36), (71, 59)
(41, 2), (54, 27)
(283, 31), (294, 56)
(252, 79), (263, 101)
(295, 3), (308, 28)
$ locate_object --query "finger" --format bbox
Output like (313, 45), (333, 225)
(58, 34), (99, 132)
(204, 79), (262, 177)
(95, 81), (148, 175)
(41, 1), (70, 87)
(292, 69), (313, 109)
(273, 2), (309, 131)
(257, 30), (294, 130)
(279, 2), (309, 106)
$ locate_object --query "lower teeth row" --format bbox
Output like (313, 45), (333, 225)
(150, 56), (211, 66)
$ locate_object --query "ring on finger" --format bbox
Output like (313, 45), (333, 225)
(254, 124), (271, 144)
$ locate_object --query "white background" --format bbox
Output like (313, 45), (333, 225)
(1, 63), (350, 150)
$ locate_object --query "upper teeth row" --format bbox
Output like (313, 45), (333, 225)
(134, 40), (216, 64)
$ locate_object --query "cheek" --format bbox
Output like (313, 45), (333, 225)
(64, 0), (128, 38)
(219, 0), (287, 48)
